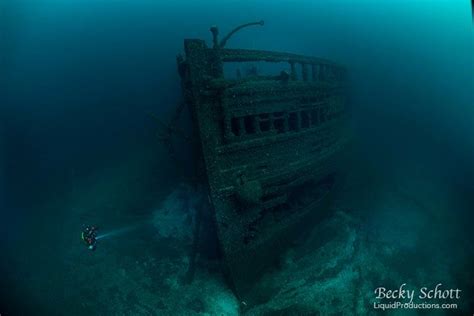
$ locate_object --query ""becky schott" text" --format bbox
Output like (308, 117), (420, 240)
(374, 283), (461, 304)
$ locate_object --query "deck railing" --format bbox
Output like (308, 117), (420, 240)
(216, 48), (346, 82)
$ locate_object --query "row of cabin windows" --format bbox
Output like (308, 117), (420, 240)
(223, 61), (344, 82)
(230, 106), (337, 137)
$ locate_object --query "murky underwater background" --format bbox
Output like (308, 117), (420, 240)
(1, 0), (473, 314)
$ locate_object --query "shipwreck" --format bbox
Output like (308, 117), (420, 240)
(171, 21), (350, 303)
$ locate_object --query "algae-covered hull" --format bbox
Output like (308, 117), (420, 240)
(177, 24), (350, 300)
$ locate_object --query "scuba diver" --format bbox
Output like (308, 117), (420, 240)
(81, 225), (98, 250)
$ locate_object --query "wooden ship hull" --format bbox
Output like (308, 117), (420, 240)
(177, 22), (350, 301)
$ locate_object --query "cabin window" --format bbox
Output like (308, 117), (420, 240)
(231, 117), (241, 136)
(288, 112), (298, 131)
(244, 116), (256, 134)
(274, 118), (285, 133)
